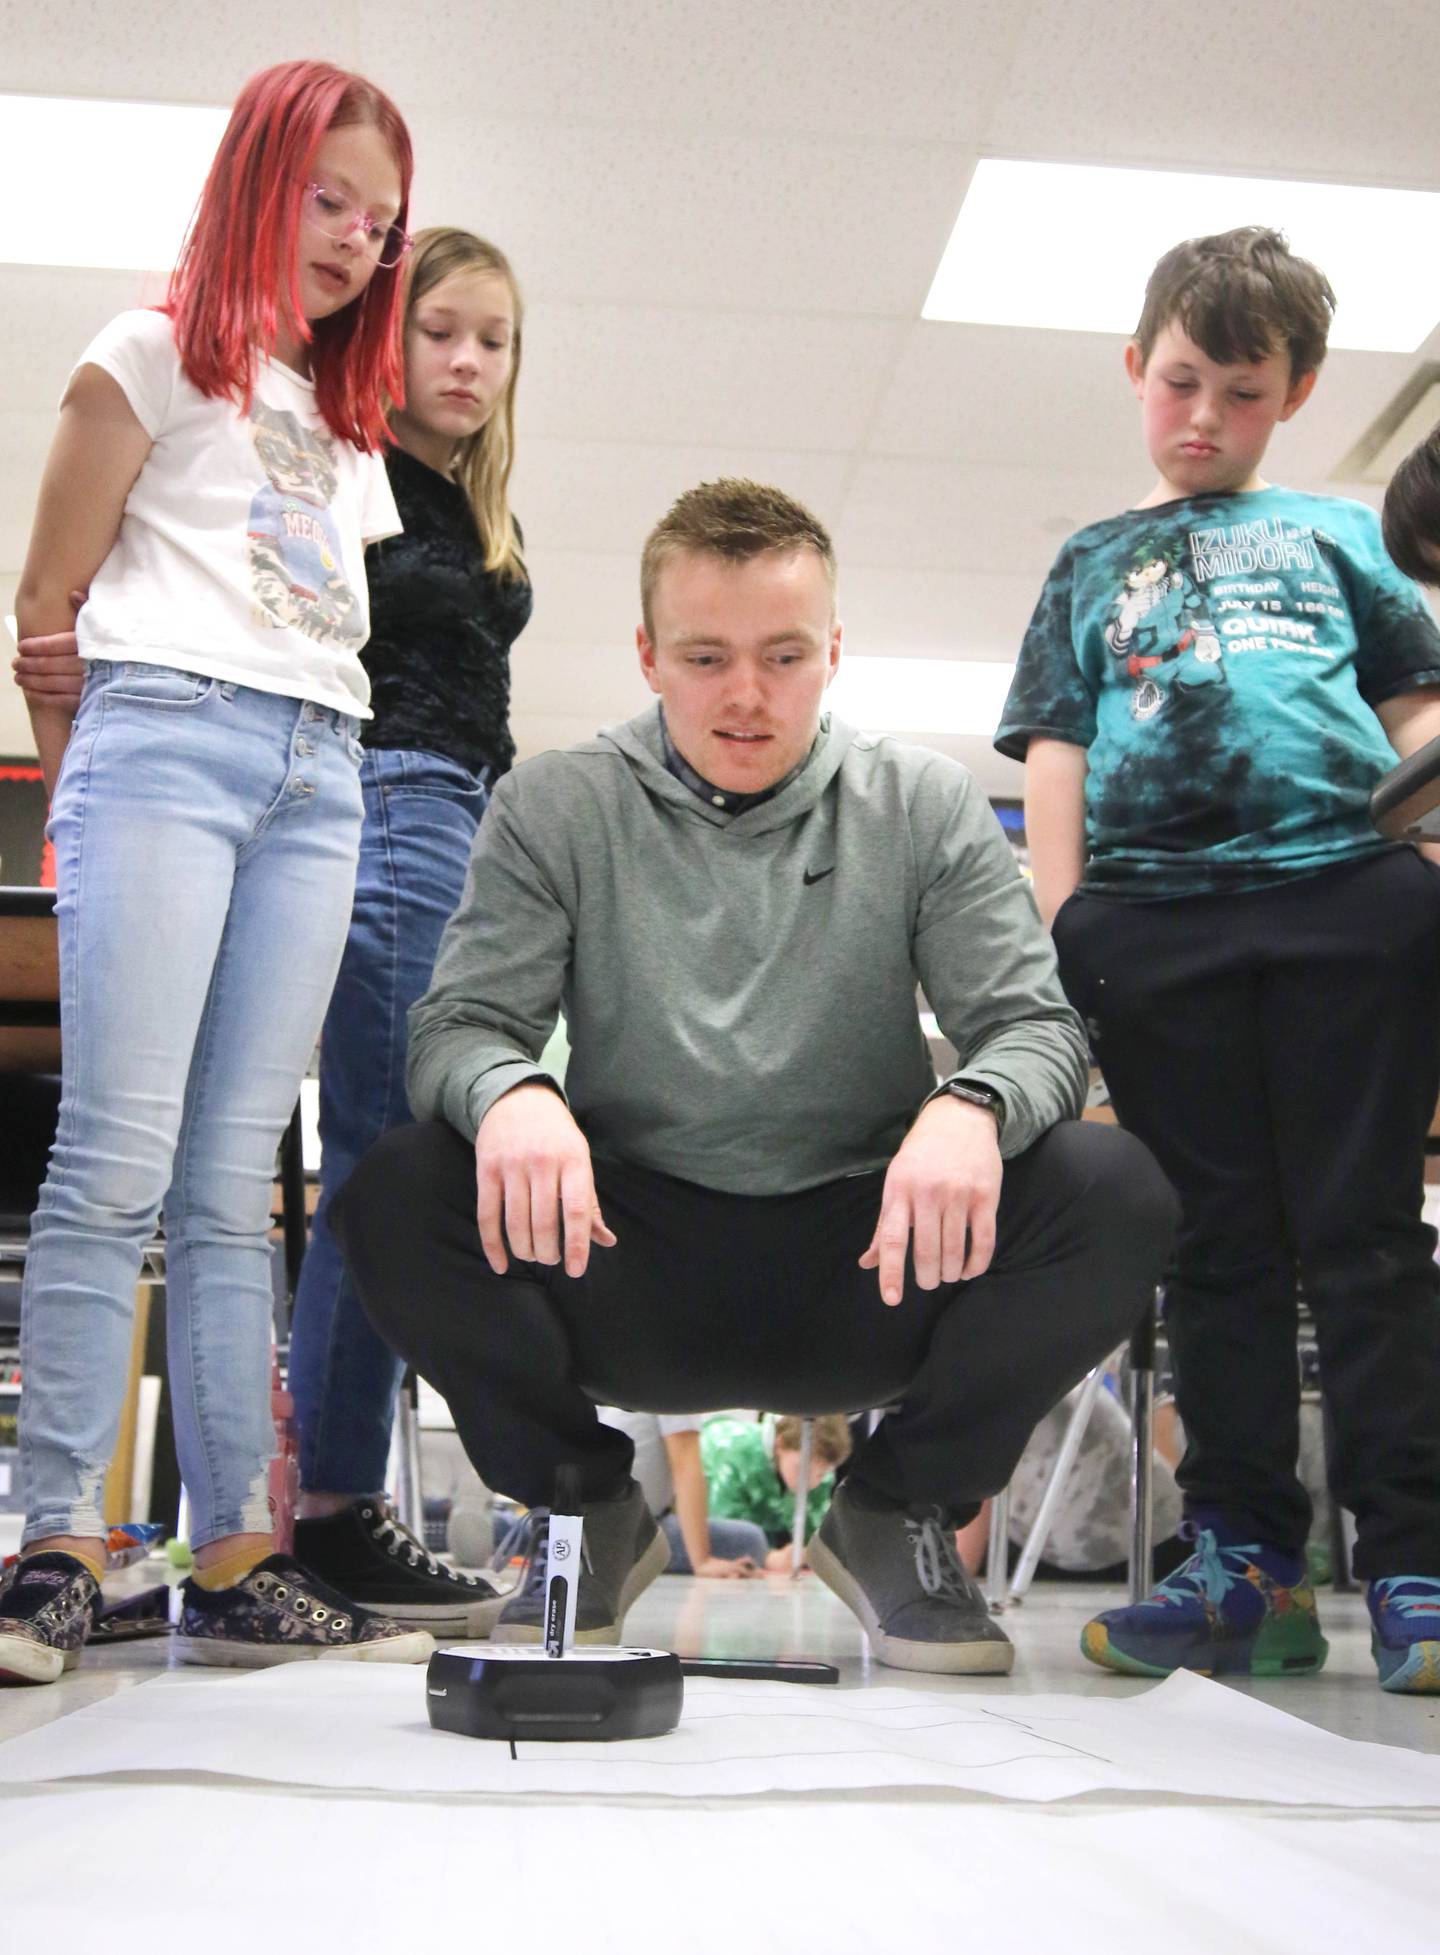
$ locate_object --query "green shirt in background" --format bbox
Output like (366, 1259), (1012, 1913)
(700, 1418), (834, 1544)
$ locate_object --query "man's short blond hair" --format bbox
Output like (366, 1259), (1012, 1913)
(640, 478), (837, 635)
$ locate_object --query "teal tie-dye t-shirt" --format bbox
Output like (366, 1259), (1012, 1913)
(996, 489), (1440, 898)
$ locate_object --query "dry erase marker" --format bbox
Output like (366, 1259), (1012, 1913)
(544, 1466), (583, 1657)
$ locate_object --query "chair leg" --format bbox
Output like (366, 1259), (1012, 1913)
(1128, 1295), (1158, 1604)
(791, 1417), (814, 1573)
(1006, 1360), (1109, 1605)
(392, 1370), (424, 1537)
(985, 1486), (1011, 1611)
(1322, 1395), (1357, 1592)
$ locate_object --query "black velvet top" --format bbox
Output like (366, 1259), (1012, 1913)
(361, 446), (532, 777)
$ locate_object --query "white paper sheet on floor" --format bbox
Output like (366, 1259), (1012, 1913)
(3, 1785), (1439, 1954)
(1, 1665), (1439, 1807)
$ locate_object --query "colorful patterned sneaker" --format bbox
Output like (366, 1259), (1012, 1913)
(807, 1483), (1014, 1675)
(0, 1551), (102, 1686)
(174, 1553), (434, 1668)
(1080, 1525), (1327, 1679)
(292, 1498), (509, 1637)
(490, 1480), (671, 1645)
(1368, 1577), (1440, 1694)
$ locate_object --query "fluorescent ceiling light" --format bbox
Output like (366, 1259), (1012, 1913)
(829, 656), (1014, 738)
(0, 95), (229, 270)
(924, 159), (1440, 354)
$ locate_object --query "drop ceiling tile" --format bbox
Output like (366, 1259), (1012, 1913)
(984, 0), (1440, 183)
(511, 438), (852, 557)
(869, 321), (1137, 465)
(409, 113), (967, 316)
(510, 642), (651, 725)
(837, 566), (1055, 661)
(520, 302), (908, 448)
(360, 0), (1021, 142)
(837, 456), (1140, 575)
(1, 0), (360, 101)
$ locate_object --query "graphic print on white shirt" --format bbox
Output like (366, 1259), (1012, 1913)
(246, 403), (365, 648)
(71, 308), (400, 714)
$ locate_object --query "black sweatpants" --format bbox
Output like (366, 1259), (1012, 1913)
(333, 1116), (1177, 1525)
(1054, 845), (1440, 1577)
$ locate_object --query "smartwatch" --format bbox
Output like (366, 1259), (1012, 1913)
(944, 1079), (1005, 1128)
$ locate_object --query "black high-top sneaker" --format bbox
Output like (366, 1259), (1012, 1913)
(293, 1498), (509, 1637)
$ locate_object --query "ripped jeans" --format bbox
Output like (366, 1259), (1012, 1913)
(19, 661), (363, 1549)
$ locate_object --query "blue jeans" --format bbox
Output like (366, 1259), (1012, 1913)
(287, 748), (488, 1494)
(660, 1511), (770, 1572)
(20, 662), (364, 1550)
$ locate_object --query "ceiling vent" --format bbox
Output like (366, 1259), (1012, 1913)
(1333, 365), (1440, 484)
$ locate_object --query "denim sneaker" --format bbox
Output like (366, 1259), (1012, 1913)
(807, 1483), (1014, 1675)
(0, 1551), (101, 1686)
(490, 1480), (670, 1645)
(292, 1499), (509, 1637)
(174, 1553), (434, 1667)
(1080, 1523), (1327, 1678)
(1368, 1577), (1440, 1693)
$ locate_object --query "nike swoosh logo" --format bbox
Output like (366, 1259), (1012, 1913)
(803, 867), (835, 886)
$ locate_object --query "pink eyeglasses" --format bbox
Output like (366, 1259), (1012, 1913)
(304, 182), (413, 269)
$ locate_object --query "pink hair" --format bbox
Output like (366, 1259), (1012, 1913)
(164, 59), (412, 451)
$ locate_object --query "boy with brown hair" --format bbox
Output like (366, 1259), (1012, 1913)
(998, 226), (1440, 1692)
(703, 1414), (853, 1571)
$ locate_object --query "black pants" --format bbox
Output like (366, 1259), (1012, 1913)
(333, 1117), (1177, 1525)
(1055, 846), (1440, 1576)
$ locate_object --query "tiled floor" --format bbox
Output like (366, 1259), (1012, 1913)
(2, 1562), (1437, 1756)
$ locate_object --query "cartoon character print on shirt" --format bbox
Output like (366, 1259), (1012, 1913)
(246, 403), (364, 648)
(1104, 538), (1223, 721)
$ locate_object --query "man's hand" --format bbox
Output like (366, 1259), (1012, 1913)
(475, 1083), (616, 1278)
(859, 1094), (1003, 1306)
(693, 1554), (761, 1579)
(12, 592), (86, 702)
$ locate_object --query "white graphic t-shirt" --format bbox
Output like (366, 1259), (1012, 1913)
(72, 309), (401, 718)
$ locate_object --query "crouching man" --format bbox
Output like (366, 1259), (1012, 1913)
(335, 479), (1178, 1673)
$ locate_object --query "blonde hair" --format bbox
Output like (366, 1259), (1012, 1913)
(640, 478), (836, 636)
(773, 1414), (852, 1470)
(402, 227), (527, 584)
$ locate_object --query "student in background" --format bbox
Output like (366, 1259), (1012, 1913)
(702, 1414), (851, 1572)
(0, 60), (429, 1683)
(285, 230), (531, 1639)
(998, 226), (1440, 1694)
(596, 1408), (767, 1576)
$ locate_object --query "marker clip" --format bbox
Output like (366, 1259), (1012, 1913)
(544, 1465), (583, 1659)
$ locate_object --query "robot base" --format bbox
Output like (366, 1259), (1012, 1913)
(425, 1644), (684, 1742)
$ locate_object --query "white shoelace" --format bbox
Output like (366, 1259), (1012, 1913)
(366, 1505), (483, 1587)
(905, 1514), (979, 1604)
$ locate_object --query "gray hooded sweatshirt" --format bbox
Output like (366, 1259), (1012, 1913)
(408, 706), (1088, 1196)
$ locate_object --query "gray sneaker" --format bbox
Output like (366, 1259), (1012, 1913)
(808, 1484), (1014, 1675)
(490, 1480), (671, 1645)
